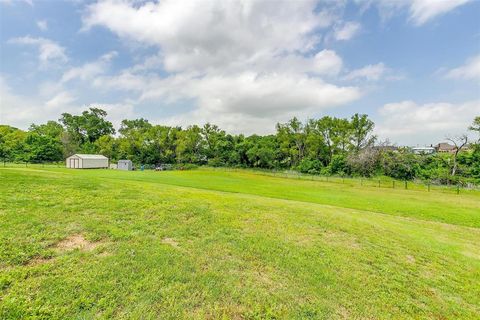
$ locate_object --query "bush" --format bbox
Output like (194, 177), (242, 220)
(297, 158), (323, 174)
(328, 154), (348, 175)
(173, 163), (198, 170)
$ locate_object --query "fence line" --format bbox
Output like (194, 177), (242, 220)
(208, 166), (480, 194)
(2, 161), (478, 195)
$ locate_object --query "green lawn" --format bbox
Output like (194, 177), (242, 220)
(1, 167), (479, 319)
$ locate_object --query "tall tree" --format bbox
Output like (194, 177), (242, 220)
(276, 117), (306, 166)
(176, 125), (205, 164)
(29, 121), (64, 139)
(446, 135), (468, 176)
(350, 113), (376, 152)
(314, 116), (336, 164)
(60, 107), (115, 145)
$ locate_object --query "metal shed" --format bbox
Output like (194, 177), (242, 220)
(66, 154), (109, 169)
(117, 160), (133, 171)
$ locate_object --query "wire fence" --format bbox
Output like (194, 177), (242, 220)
(207, 166), (480, 195)
(2, 161), (479, 195)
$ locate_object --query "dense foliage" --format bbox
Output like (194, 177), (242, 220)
(1, 108), (479, 184)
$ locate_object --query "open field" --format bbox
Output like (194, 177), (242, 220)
(1, 167), (479, 319)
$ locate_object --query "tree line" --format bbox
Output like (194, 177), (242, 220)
(1, 108), (479, 184)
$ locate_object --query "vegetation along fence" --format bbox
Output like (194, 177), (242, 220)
(4, 161), (476, 195)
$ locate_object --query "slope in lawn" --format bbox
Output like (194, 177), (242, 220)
(62, 167), (480, 228)
(0, 168), (479, 319)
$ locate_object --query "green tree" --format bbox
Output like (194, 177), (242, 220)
(350, 113), (376, 152)
(176, 125), (205, 164)
(0, 125), (27, 162)
(24, 132), (63, 162)
(29, 121), (64, 139)
(60, 107), (115, 145)
(276, 117), (306, 167)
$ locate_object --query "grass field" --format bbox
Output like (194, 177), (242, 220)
(1, 167), (479, 319)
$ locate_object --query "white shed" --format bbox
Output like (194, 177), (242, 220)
(66, 154), (109, 169)
(117, 160), (133, 171)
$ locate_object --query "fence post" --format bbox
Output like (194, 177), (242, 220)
(392, 180), (395, 189)
(428, 183), (430, 192)
(404, 180), (407, 189)
(361, 179), (363, 186)
(457, 183), (460, 195)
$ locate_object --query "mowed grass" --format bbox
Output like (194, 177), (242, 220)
(0, 167), (479, 319)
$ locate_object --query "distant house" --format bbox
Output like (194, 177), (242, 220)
(435, 143), (456, 153)
(117, 160), (133, 171)
(66, 154), (109, 169)
(412, 146), (436, 155)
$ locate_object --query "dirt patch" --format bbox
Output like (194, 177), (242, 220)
(336, 306), (350, 319)
(54, 234), (100, 252)
(161, 237), (179, 248)
(461, 250), (480, 260)
(406, 255), (416, 264)
(27, 256), (52, 266)
(321, 230), (361, 249)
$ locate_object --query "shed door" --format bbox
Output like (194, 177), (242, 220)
(71, 158), (79, 168)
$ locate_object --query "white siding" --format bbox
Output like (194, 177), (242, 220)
(66, 154), (108, 169)
(81, 158), (108, 168)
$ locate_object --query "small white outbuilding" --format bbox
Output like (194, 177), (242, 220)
(66, 154), (109, 169)
(117, 160), (133, 171)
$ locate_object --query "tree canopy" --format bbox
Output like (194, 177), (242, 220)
(1, 108), (478, 184)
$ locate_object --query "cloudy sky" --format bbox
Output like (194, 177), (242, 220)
(0, 0), (479, 145)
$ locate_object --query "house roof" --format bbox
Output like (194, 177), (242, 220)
(69, 154), (108, 160)
(436, 143), (456, 150)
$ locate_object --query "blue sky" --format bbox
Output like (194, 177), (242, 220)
(0, 0), (479, 145)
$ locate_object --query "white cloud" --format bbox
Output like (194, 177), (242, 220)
(0, 76), (75, 128)
(376, 100), (480, 145)
(444, 54), (480, 80)
(334, 21), (361, 41)
(359, 0), (472, 25)
(45, 91), (77, 110)
(82, 0), (335, 73)
(0, 76), (132, 130)
(8, 36), (67, 65)
(409, 0), (471, 25)
(344, 63), (387, 81)
(138, 72), (361, 134)
(37, 20), (48, 31)
(79, 0), (358, 133)
(61, 51), (117, 83)
(312, 50), (343, 75)
(88, 103), (135, 130)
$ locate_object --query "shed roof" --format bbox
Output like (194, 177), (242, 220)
(69, 154), (108, 160)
